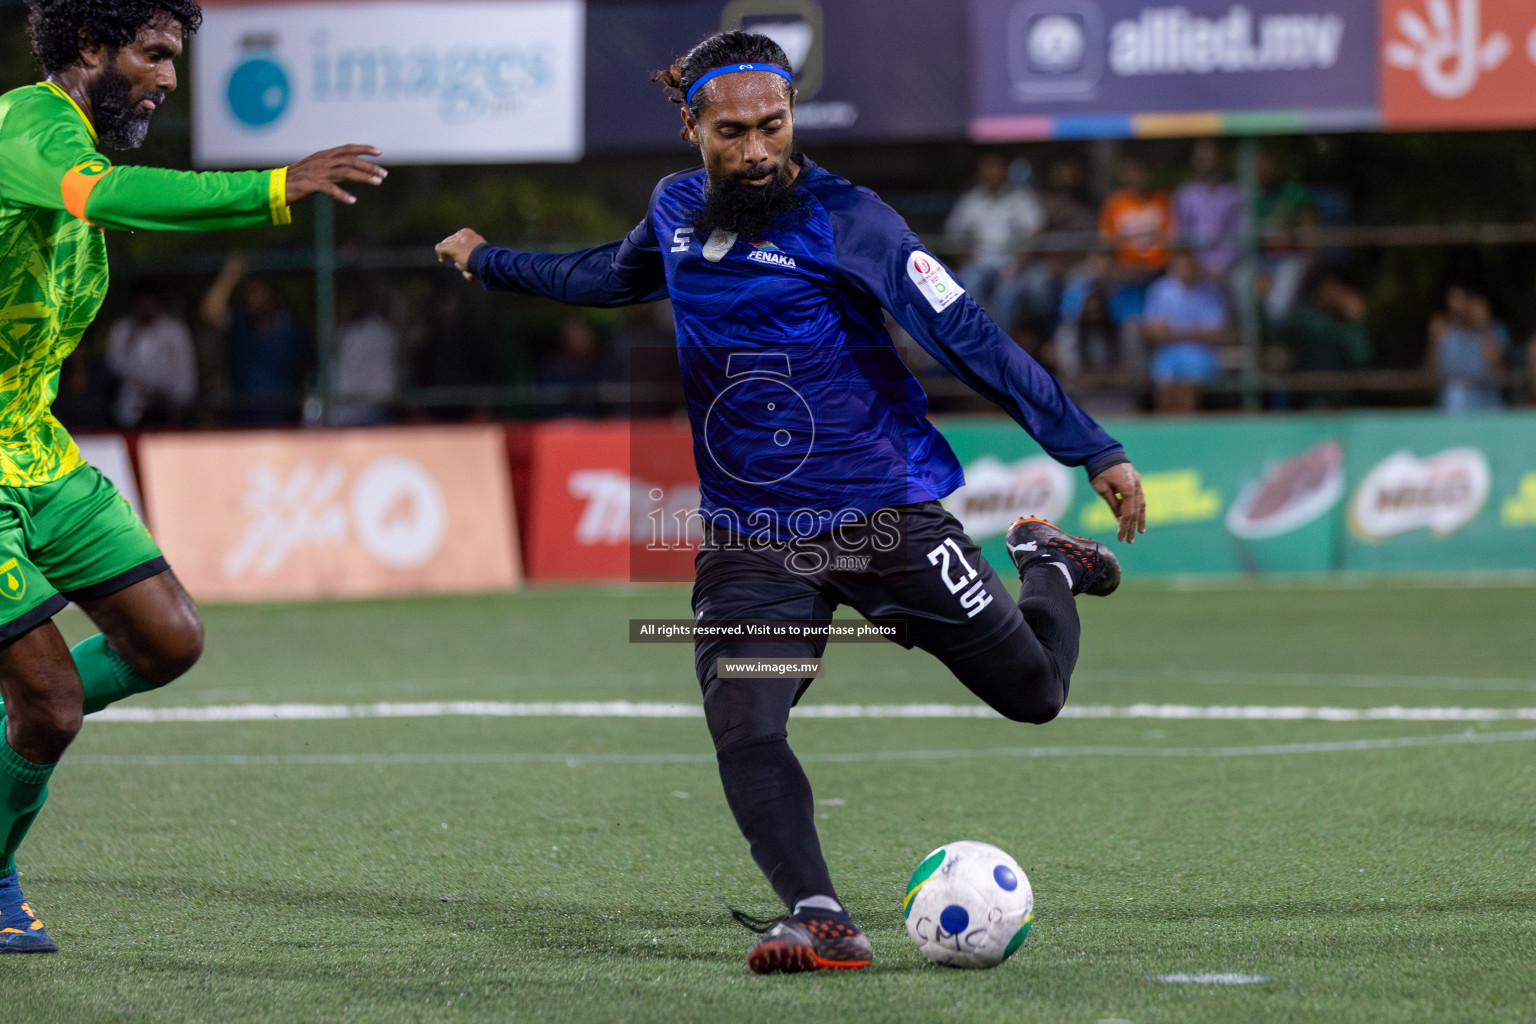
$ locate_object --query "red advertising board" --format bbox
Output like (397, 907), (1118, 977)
(1381, 0), (1536, 129)
(140, 426), (521, 602)
(508, 420), (699, 583)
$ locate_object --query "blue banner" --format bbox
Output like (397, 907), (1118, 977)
(968, 0), (1381, 139)
(584, 0), (968, 152)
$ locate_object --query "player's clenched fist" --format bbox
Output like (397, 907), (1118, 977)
(436, 228), (488, 280)
(284, 145), (386, 205)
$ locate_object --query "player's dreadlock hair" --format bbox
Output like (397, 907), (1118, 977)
(27, 0), (203, 75)
(652, 30), (794, 142)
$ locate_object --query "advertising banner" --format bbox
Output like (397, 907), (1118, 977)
(584, 0), (968, 151)
(968, 0), (1381, 139)
(1380, 0), (1536, 130)
(74, 434), (145, 520)
(504, 412), (1536, 582)
(192, 0), (585, 167)
(941, 416), (1345, 575)
(509, 420), (699, 582)
(139, 427), (520, 602)
(938, 412), (1536, 577)
(1339, 415), (1529, 573)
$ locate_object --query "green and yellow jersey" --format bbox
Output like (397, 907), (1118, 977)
(0, 81), (291, 487)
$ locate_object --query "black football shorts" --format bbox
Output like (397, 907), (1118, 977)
(691, 500), (1023, 692)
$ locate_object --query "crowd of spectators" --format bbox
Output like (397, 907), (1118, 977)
(48, 142), (1536, 430)
(939, 141), (1386, 413)
(56, 257), (408, 432)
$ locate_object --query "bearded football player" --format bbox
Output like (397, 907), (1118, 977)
(436, 31), (1147, 974)
(0, 0), (386, 952)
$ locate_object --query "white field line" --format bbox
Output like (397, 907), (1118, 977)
(60, 728), (1536, 767)
(281, 668), (1536, 696)
(1151, 973), (1274, 985)
(1082, 668), (1536, 693)
(86, 701), (1536, 723)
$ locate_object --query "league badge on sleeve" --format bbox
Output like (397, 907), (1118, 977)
(906, 252), (965, 313)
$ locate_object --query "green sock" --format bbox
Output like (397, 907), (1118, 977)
(71, 634), (156, 716)
(0, 738), (54, 877)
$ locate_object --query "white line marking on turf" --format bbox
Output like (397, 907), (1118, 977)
(1084, 668), (1536, 693)
(62, 727), (1536, 767)
(1151, 973), (1274, 985)
(86, 701), (1536, 723)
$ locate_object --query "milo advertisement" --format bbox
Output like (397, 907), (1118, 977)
(936, 412), (1536, 576)
(1341, 415), (1515, 573)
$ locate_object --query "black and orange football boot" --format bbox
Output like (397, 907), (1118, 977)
(733, 910), (873, 974)
(1005, 516), (1121, 596)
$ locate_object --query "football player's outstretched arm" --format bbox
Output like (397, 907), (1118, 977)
(435, 222), (667, 308)
(826, 187), (1147, 543)
(72, 144), (386, 231)
(435, 176), (670, 306)
(0, 97), (383, 232)
(0, 96), (385, 233)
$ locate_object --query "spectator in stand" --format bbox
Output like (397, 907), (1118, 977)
(104, 290), (197, 427)
(1282, 269), (1371, 373)
(944, 152), (1044, 327)
(1278, 268), (1370, 409)
(1099, 155), (1175, 292)
(1428, 284), (1508, 413)
(1254, 150), (1310, 251)
(1142, 248), (1231, 413)
(1038, 156), (1098, 235)
(330, 285), (400, 426)
(605, 301), (680, 417)
(1021, 156), (1099, 339)
(603, 301), (673, 382)
(1055, 288), (1120, 379)
(1259, 203), (1321, 326)
(1174, 139), (1242, 277)
(538, 315), (604, 418)
(1055, 287), (1141, 415)
(201, 254), (315, 424)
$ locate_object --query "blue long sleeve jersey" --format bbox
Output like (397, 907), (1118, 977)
(473, 158), (1126, 540)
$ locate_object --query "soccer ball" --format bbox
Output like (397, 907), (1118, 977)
(903, 840), (1034, 968)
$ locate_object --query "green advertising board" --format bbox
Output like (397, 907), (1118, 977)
(935, 412), (1536, 577)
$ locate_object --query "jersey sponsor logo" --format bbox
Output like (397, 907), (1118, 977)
(702, 229), (738, 262)
(747, 241), (798, 270)
(61, 160), (113, 221)
(906, 251), (964, 313)
(0, 558), (26, 601)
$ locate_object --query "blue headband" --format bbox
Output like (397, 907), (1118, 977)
(684, 63), (794, 106)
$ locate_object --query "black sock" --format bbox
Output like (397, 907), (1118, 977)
(715, 736), (839, 913)
(946, 564), (1081, 724)
(1018, 562), (1081, 682)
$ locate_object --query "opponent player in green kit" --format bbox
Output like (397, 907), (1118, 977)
(0, 0), (386, 951)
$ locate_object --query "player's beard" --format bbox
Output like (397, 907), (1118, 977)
(90, 62), (164, 150)
(693, 157), (809, 242)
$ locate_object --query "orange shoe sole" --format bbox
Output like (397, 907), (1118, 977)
(747, 936), (872, 974)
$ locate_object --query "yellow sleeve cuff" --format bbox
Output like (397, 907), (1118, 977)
(268, 167), (291, 226)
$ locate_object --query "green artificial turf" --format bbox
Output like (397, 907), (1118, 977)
(2, 581), (1532, 1022)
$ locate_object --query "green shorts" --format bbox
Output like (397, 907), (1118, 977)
(0, 464), (166, 643)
